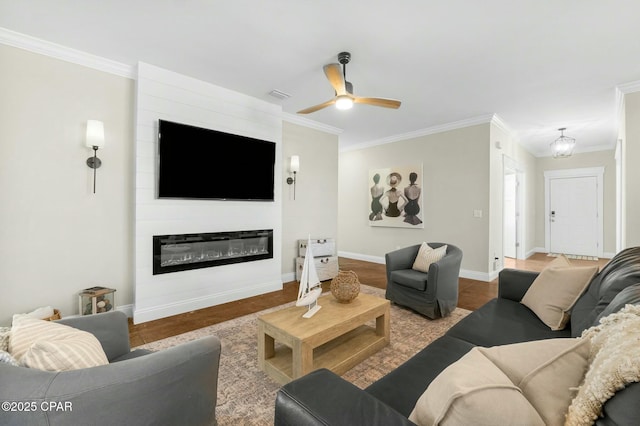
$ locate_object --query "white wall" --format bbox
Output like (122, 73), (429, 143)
(133, 62), (283, 323)
(623, 91), (640, 247)
(534, 150), (616, 255)
(0, 44), (134, 325)
(338, 123), (492, 279)
(281, 121), (339, 280)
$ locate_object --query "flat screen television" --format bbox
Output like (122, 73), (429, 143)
(157, 120), (276, 201)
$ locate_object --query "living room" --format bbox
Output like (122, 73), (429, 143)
(2, 2), (640, 425)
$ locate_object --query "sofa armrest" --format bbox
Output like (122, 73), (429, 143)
(56, 311), (130, 361)
(498, 268), (539, 301)
(275, 369), (415, 426)
(0, 336), (221, 426)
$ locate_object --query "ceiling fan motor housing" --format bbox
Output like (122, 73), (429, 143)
(338, 51), (351, 65)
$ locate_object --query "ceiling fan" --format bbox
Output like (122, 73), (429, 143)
(297, 52), (402, 114)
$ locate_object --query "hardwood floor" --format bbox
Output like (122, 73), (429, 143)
(128, 253), (609, 347)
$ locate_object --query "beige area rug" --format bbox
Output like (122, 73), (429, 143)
(135, 286), (470, 426)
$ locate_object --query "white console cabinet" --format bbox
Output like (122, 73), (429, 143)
(295, 238), (339, 282)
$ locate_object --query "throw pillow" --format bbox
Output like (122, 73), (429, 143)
(408, 348), (546, 426)
(521, 255), (598, 330)
(412, 243), (448, 273)
(479, 338), (590, 426)
(566, 304), (640, 426)
(9, 318), (108, 371)
(594, 283), (640, 324)
(0, 350), (19, 366)
(0, 327), (10, 352)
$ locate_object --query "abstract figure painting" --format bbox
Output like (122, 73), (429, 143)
(368, 164), (424, 228)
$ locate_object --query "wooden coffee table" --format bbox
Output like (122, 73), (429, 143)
(257, 292), (390, 385)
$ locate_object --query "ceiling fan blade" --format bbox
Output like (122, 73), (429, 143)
(323, 63), (347, 96)
(353, 97), (402, 109)
(297, 98), (336, 114)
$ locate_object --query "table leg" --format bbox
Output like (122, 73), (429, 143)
(376, 305), (391, 344)
(292, 341), (313, 379)
(257, 322), (275, 370)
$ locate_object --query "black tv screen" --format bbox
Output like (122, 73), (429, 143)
(158, 120), (276, 201)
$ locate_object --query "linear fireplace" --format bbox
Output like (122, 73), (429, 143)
(153, 229), (273, 275)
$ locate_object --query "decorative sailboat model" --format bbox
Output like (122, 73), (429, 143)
(296, 236), (323, 318)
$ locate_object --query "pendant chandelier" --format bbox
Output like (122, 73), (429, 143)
(551, 127), (576, 158)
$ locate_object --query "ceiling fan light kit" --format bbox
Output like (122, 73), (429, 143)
(297, 51), (401, 114)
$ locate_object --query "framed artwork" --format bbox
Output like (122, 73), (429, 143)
(368, 164), (424, 228)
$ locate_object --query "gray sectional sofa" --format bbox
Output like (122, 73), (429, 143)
(274, 247), (640, 425)
(0, 311), (221, 426)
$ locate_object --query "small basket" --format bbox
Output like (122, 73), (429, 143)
(43, 309), (61, 321)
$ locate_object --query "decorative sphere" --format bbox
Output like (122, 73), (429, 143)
(97, 300), (106, 308)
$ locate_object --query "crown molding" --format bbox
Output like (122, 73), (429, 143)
(340, 113), (495, 152)
(617, 79), (640, 94)
(281, 112), (343, 135)
(0, 27), (135, 79)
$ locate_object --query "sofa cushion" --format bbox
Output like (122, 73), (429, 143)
(365, 335), (475, 417)
(446, 298), (571, 347)
(390, 269), (428, 291)
(571, 247), (640, 337)
(594, 283), (640, 324)
(9, 318), (108, 371)
(412, 243), (447, 273)
(409, 347), (545, 426)
(521, 255), (598, 330)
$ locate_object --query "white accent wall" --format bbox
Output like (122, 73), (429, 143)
(134, 62), (283, 324)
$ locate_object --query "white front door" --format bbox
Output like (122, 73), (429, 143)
(548, 176), (598, 256)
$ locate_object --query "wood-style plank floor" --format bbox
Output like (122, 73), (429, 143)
(128, 253), (609, 347)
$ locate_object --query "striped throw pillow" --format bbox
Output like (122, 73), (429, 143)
(412, 243), (448, 273)
(9, 318), (108, 371)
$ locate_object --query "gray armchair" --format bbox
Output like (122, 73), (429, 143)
(0, 311), (221, 426)
(385, 242), (463, 319)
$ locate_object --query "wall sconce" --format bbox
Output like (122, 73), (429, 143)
(286, 155), (300, 200)
(85, 120), (105, 193)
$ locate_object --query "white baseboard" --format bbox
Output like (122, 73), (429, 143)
(116, 304), (134, 318)
(132, 280), (282, 324)
(338, 251), (494, 282)
(281, 271), (296, 284)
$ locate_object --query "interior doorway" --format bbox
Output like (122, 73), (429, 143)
(503, 156), (524, 261)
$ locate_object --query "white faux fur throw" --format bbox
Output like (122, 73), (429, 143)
(565, 304), (640, 425)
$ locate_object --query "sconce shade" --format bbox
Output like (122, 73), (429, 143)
(86, 120), (105, 148)
(290, 155), (300, 173)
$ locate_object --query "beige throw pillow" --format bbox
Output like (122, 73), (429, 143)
(409, 348), (545, 426)
(479, 338), (590, 426)
(9, 318), (108, 371)
(521, 255), (598, 330)
(412, 243), (448, 273)
(409, 338), (590, 426)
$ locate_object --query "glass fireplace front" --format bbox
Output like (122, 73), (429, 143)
(153, 229), (273, 275)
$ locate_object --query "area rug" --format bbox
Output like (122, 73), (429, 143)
(135, 286), (470, 426)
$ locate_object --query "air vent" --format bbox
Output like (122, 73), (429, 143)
(268, 89), (292, 100)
